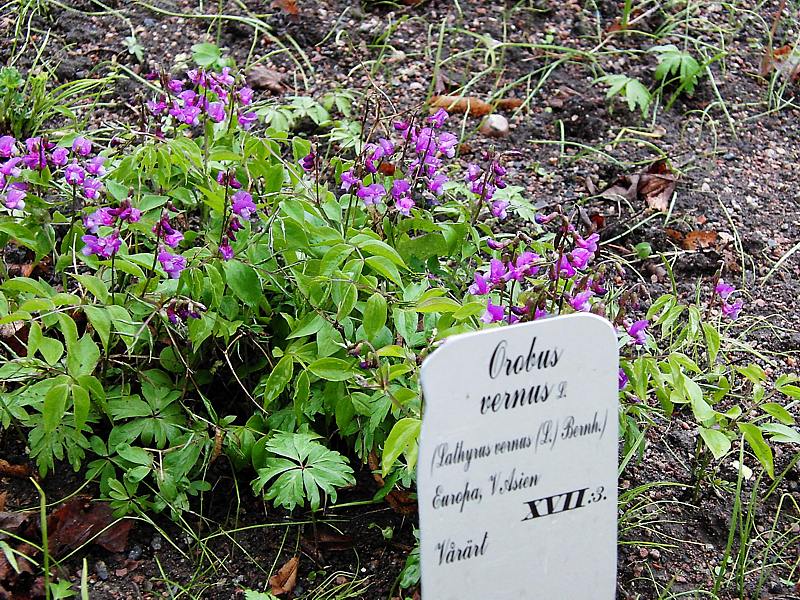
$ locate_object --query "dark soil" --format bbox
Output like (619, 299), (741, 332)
(1, 0), (799, 598)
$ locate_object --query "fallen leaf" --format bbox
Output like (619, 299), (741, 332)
(599, 159), (678, 212)
(430, 95), (523, 117)
(47, 498), (132, 556)
(269, 556), (299, 595)
(682, 230), (718, 250)
(309, 528), (353, 551)
(0, 493), (5, 512)
(368, 452), (417, 515)
(271, 0), (299, 15)
(0, 459), (31, 479)
(247, 65), (286, 94)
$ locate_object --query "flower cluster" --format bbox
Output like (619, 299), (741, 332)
(715, 279), (743, 320)
(218, 171), (260, 261)
(146, 67), (256, 131)
(329, 108), (459, 217)
(465, 160), (509, 219)
(82, 200), (142, 258)
(0, 134), (107, 212)
(151, 205), (186, 278)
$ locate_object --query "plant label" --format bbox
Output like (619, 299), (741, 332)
(418, 313), (618, 599)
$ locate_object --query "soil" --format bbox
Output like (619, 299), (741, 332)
(1, 0), (799, 599)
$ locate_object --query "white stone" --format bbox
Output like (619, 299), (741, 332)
(418, 314), (618, 599)
(479, 114), (509, 137)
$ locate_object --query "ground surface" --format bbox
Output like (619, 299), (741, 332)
(1, 0), (799, 598)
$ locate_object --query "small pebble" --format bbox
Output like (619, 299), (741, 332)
(95, 560), (109, 581)
(128, 545), (142, 560)
(151, 535), (162, 551)
(479, 114), (510, 137)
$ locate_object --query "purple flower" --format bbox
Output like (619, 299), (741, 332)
(390, 178), (411, 200)
(437, 132), (458, 157)
(207, 101), (226, 122)
(179, 90), (197, 105)
(167, 79), (184, 93)
(504, 252), (539, 281)
(721, 298), (743, 320)
(393, 120), (410, 131)
(158, 249), (186, 279)
(569, 247), (592, 270)
(576, 232), (600, 254)
(238, 87), (254, 106)
(86, 156), (106, 176)
(491, 199), (509, 220)
(215, 67), (234, 86)
(428, 173), (448, 196)
(340, 169), (359, 191)
(109, 200), (141, 223)
(0, 157), (22, 177)
(165, 231), (184, 247)
(466, 164), (482, 182)
(216, 170), (241, 189)
(238, 111), (257, 130)
(65, 162), (85, 186)
(4, 186), (26, 210)
(627, 320), (649, 345)
(82, 178), (103, 200)
(300, 152), (316, 171)
(229, 216), (243, 232)
(469, 272), (491, 296)
(187, 69), (206, 86)
(84, 208), (115, 232)
(570, 290), (593, 312)
(428, 108), (448, 128)
(480, 299), (505, 324)
(72, 137), (92, 156)
(0, 136), (16, 157)
(81, 231), (121, 258)
(396, 196), (415, 216)
(715, 279), (735, 300)
(154, 214), (183, 247)
(219, 240), (234, 261)
(618, 368), (629, 390)
(488, 258), (506, 284)
(357, 183), (386, 206)
(492, 162), (507, 177)
(50, 147), (69, 166)
(534, 307), (548, 320)
(487, 238), (507, 250)
(232, 190), (257, 220)
(558, 255), (576, 278)
(147, 98), (168, 115)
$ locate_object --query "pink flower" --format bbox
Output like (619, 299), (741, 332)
(238, 111), (257, 130)
(627, 320), (649, 345)
(207, 101), (226, 122)
(428, 108), (448, 128)
(72, 137), (92, 156)
(84, 208), (115, 232)
(0, 136), (16, 157)
(82, 178), (103, 200)
(50, 147), (69, 166)
(721, 298), (743, 320)
(82, 231), (121, 258)
(158, 249), (186, 279)
(618, 369), (628, 390)
(4, 186), (26, 210)
(715, 279), (735, 300)
(357, 183), (385, 206)
(570, 290), (593, 312)
(340, 169), (359, 191)
(468, 272), (490, 295)
(86, 156), (106, 176)
(396, 196), (415, 216)
(65, 162), (85, 186)
(238, 87), (254, 106)
(232, 190), (257, 220)
(480, 299), (505, 324)
(428, 173), (448, 196)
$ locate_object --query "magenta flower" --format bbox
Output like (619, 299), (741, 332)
(396, 196), (415, 216)
(216, 170), (241, 189)
(82, 231), (121, 258)
(300, 152), (316, 171)
(466, 164), (481, 182)
(153, 214), (183, 247)
(468, 272), (491, 296)
(715, 279), (735, 300)
(357, 183), (386, 206)
(207, 101), (226, 122)
(576, 232), (600, 254)
(109, 200), (141, 223)
(167, 79), (184, 93)
(147, 98), (168, 115)
(340, 169), (359, 191)
(82, 178), (103, 200)
(721, 298), (743, 320)
(0, 157), (22, 177)
(86, 156), (106, 176)
(558, 255), (576, 278)
(232, 190), (257, 220)
(569, 247), (592, 270)
(428, 173), (448, 196)
(487, 238), (507, 250)
(618, 368), (629, 390)
(534, 307), (547, 320)
(238, 111), (257, 130)
(158, 249), (186, 279)
(219, 240), (234, 261)
(504, 252), (540, 281)
(4, 187), (26, 210)
(84, 208), (115, 232)
(391, 178), (411, 199)
(72, 137), (92, 157)
(437, 132), (458, 157)
(488, 258), (506, 284)
(238, 87), (254, 105)
(50, 147), (69, 166)
(491, 199), (509, 219)
(65, 162), (85, 186)
(480, 299), (505, 324)
(0, 136), (16, 157)
(428, 108), (448, 128)
(627, 320), (649, 345)
(570, 290), (593, 312)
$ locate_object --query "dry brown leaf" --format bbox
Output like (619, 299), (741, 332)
(430, 95), (493, 116)
(0, 460), (31, 479)
(47, 498), (132, 556)
(367, 452), (417, 515)
(269, 556), (299, 595)
(247, 65), (286, 94)
(682, 231), (718, 250)
(0, 493), (6, 512)
(639, 160), (677, 212)
(271, 0), (299, 15)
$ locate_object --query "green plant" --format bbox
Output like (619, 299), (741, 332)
(596, 74), (652, 117)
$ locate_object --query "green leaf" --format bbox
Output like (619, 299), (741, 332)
(262, 355), (294, 407)
(72, 385), (91, 430)
(761, 403), (795, 425)
(365, 256), (403, 286)
(738, 423), (774, 478)
(363, 293), (388, 340)
(382, 418), (421, 476)
(191, 42), (222, 67)
(67, 334), (100, 378)
(43, 383), (69, 433)
(760, 423), (800, 444)
(251, 432), (355, 511)
(737, 364), (766, 385)
(38, 337), (64, 366)
(308, 358), (357, 381)
(698, 427), (731, 460)
(224, 260), (262, 307)
(701, 323), (720, 365)
(84, 305), (112, 352)
(415, 297), (461, 313)
(115, 444), (153, 466)
(336, 284), (358, 320)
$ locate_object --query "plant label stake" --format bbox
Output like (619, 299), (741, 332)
(418, 313), (618, 599)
